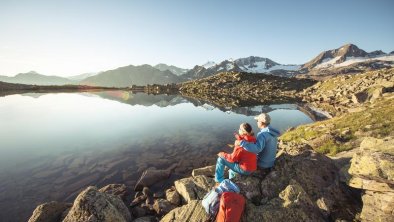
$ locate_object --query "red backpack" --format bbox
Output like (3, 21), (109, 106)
(216, 192), (245, 222)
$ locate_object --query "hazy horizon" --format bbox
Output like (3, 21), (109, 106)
(1, 0), (393, 77)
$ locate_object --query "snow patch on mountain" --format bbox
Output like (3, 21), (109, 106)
(315, 55), (394, 69)
(201, 61), (216, 69)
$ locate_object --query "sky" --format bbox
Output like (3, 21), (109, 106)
(0, 0), (393, 77)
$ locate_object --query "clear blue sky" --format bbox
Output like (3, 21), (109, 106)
(0, 0), (393, 77)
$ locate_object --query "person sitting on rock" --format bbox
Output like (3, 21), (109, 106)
(215, 123), (257, 183)
(235, 113), (280, 174)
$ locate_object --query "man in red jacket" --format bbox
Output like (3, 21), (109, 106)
(215, 123), (258, 183)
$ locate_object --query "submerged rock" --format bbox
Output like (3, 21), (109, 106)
(135, 169), (171, 191)
(191, 165), (215, 177)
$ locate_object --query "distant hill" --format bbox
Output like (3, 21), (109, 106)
(81, 64), (182, 87)
(154, 64), (188, 76)
(0, 71), (76, 85)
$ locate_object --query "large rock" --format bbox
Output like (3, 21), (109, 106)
(160, 200), (208, 222)
(191, 165), (215, 177)
(347, 137), (394, 222)
(165, 187), (181, 206)
(135, 169), (171, 191)
(28, 201), (71, 222)
(174, 175), (215, 203)
(152, 199), (176, 216)
(62, 186), (132, 222)
(243, 180), (325, 222)
(259, 150), (359, 220)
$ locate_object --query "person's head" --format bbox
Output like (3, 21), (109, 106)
(254, 113), (271, 129)
(239, 123), (253, 136)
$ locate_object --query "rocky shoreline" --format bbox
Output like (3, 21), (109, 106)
(27, 68), (394, 222)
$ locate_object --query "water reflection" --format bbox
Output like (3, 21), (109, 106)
(0, 91), (313, 222)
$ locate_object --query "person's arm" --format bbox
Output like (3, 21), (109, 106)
(240, 134), (265, 153)
(222, 147), (242, 163)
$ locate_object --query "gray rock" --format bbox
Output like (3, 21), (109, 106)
(165, 187), (181, 206)
(28, 201), (71, 222)
(160, 200), (208, 222)
(62, 186), (132, 222)
(191, 165), (215, 177)
(152, 199), (176, 216)
(135, 169), (171, 191)
(99, 184), (129, 202)
(174, 175), (215, 203)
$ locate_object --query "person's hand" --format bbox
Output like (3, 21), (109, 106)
(234, 140), (241, 147)
(217, 152), (225, 158)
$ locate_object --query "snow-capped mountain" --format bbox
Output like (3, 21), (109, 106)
(68, 72), (99, 81)
(302, 44), (394, 70)
(182, 56), (300, 80)
(235, 56), (300, 73)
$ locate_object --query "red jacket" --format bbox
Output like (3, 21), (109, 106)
(223, 134), (257, 172)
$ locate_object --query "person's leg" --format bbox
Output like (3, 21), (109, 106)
(228, 169), (238, 180)
(229, 164), (250, 179)
(215, 157), (237, 183)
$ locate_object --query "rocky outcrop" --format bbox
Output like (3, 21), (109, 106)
(191, 165), (215, 177)
(180, 71), (315, 108)
(162, 148), (360, 222)
(62, 186), (132, 222)
(28, 201), (71, 222)
(347, 137), (394, 222)
(301, 68), (394, 116)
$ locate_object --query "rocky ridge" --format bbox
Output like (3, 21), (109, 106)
(180, 71), (316, 108)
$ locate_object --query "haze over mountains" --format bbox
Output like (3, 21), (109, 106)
(1, 43), (393, 87)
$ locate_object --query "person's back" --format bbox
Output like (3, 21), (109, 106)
(239, 113), (281, 169)
(256, 126), (280, 168)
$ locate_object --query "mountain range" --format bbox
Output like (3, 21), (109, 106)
(1, 43), (393, 86)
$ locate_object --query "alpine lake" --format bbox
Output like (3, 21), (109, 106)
(0, 91), (314, 221)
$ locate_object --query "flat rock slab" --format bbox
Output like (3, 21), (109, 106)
(160, 200), (208, 222)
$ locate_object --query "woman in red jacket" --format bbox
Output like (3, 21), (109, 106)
(215, 123), (257, 183)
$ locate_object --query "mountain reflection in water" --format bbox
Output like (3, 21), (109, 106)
(0, 91), (313, 222)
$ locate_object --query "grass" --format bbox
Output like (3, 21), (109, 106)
(280, 96), (394, 156)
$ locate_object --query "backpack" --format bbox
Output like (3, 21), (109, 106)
(202, 188), (220, 221)
(216, 192), (245, 222)
(216, 179), (240, 194)
(202, 179), (241, 221)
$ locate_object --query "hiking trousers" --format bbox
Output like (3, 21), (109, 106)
(215, 157), (251, 183)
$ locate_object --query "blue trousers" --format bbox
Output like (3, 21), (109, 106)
(215, 157), (251, 183)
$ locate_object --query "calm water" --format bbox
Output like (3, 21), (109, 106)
(0, 91), (313, 221)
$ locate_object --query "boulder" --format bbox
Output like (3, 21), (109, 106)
(191, 165), (215, 177)
(232, 174), (261, 204)
(28, 201), (71, 222)
(135, 169), (171, 191)
(62, 186), (132, 222)
(152, 199), (176, 216)
(347, 137), (394, 222)
(174, 175), (215, 203)
(165, 187), (181, 206)
(259, 150), (359, 220)
(243, 180), (325, 222)
(160, 200), (208, 222)
(352, 91), (369, 104)
(132, 216), (158, 222)
(99, 184), (129, 202)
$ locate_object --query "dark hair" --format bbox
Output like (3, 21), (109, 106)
(241, 123), (253, 134)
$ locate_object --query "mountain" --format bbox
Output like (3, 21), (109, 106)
(81, 64), (182, 87)
(182, 56), (300, 80)
(301, 44), (394, 71)
(0, 71), (76, 85)
(68, 72), (98, 81)
(154, 64), (188, 76)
